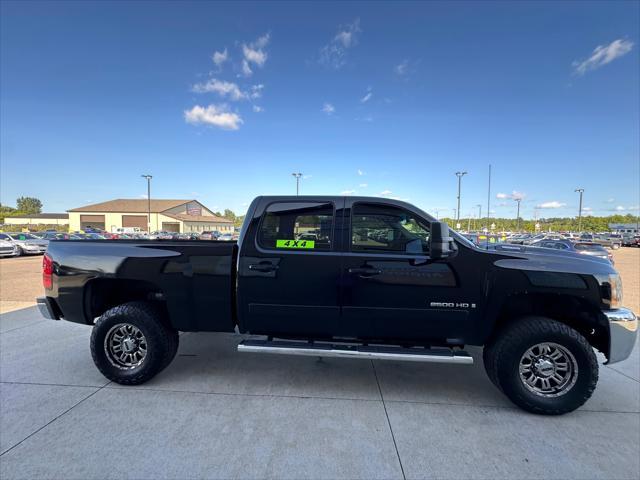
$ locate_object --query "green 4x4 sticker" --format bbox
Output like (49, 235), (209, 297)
(276, 239), (315, 249)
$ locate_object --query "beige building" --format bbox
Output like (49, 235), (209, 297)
(3, 213), (69, 226)
(68, 199), (234, 233)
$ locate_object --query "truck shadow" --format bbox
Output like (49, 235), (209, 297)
(137, 332), (514, 409)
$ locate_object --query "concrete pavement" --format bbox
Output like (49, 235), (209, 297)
(1, 306), (639, 479)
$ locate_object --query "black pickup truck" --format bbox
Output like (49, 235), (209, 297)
(38, 196), (637, 415)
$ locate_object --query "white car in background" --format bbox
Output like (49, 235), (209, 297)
(0, 232), (48, 256)
(0, 238), (18, 257)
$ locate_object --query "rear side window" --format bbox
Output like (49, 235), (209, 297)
(258, 202), (334, 251)
(351, 203), (430, 254)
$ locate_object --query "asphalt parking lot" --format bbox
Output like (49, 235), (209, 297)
(0, 251), (639, 479)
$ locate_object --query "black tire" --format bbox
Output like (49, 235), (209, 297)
(483, 316), (598, 415)
(15, 246), (23, 257)
(90, 301), (179, 385)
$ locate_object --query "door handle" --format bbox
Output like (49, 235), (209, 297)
(348, 267), (382, 276)
(248, 263), (278, 272)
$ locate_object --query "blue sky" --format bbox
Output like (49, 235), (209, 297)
(1, 1), (638, 219)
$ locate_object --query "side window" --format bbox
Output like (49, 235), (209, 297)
(0, 233), (9, 240)
(258, 202), (334, 251)
(351, 203), (430, 254)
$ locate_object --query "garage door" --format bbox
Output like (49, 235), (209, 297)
(122, 215), (148, 231)
(162, 222), (180, 232)
(80, 215), (105, 230)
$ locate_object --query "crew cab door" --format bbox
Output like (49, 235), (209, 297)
(340, 200), (476, 343)
(237, 199), (343, 337)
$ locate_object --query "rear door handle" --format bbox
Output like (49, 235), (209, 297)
(348, 267), (382, 276)
(248, 263), (278, 272)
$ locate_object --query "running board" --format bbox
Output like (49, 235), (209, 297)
(237, 339), (473, 364)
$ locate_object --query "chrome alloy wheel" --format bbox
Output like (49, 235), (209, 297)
(519, 342), (578, 397)
(104, 323), (147, 370)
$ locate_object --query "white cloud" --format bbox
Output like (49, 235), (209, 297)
(537, 201), (566, 209)
(341, 189), (356, 195)
(511, 190), (525, 201)
(241, 33), (270, 76)
(241, 59), (253, 77)
(319, 18), (361, 69)
(184, 104), (243, 130)
(573, 39), (634, 75)
(360, 88), (373, 103)
(192, 78), (246, 100)
(380, 190), (392, 196)
(615, 205), (626, 211)
(394, 59), (409, 75)
(357, 169), (365, 176)
(212, 48), (228, 68)
(606, 198), (615, 203)
(192, 80), (264, 103)
(322, 102), (335, 115)
(359, 183), (368, 188)
(496, 191), (525, 201)
(252, 105), (264, 113)
(250, 84), (264, 99)
(303, 175), (312, 179)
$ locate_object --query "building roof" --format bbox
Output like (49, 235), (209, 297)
(9, 213), (69, 219)
(163, 213), (233, 224)
(69, 199), (193, 213)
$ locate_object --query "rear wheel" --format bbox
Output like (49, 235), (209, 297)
(90, 301), (179, 385)
(483, 316), (598, 415)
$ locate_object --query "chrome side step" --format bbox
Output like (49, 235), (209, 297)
(237, 339), (473, 364)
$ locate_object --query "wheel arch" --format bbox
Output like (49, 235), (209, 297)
(487, 292), (610, 358)
(83, 278), (168, 325)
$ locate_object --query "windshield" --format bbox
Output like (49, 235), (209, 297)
(9, 233), (37, 240)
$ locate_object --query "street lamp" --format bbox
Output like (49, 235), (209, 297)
(515, 198), (522, 231)
(141, 174), (152, 232)
(575, 188), (585, 232)
(477, 204), (482, 230)
(292, 172), (303, 196)
(455, 171), (467, 222)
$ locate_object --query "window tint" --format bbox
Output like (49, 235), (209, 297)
(351, 203), (430, 254)
(258, 202), (333, 251)
(0, 233), (9, 240)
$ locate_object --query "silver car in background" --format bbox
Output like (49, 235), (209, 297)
(0, 238), (18, 257)
(0, 232), (48, 256)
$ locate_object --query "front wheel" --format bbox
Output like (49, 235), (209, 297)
(90, 301), (179, 385)
(483, 316), (598, 415)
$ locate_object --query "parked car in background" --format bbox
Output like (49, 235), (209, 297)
(534, 238), (614, 262)
(199, 231), (220, 240)
(532, 239), (614, 264)
(218, 233), (234, 241)
(592, 234), (622, 250)
(41, 232), (82, 241)
(0, 238), (18, 257)
(0, 232), (48, 255)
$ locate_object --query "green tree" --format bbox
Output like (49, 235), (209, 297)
(223, 209), (236, 223)
(16, 197), (42, 214)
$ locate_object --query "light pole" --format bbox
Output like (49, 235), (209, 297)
(292, 172), (303, 196)
(477, 204), (482, 230)
(141, 174), (152, 232)
(515, 198), (522, 231)
(575, 188), (584, 232)
(455, 171), (467, 222)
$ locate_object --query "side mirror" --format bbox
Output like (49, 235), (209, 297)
(430, 221), (454, 259)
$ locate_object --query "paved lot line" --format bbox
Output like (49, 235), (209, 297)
(0, 383), (100, 455)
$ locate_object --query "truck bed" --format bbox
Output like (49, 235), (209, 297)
(45, 239), (237, 332)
